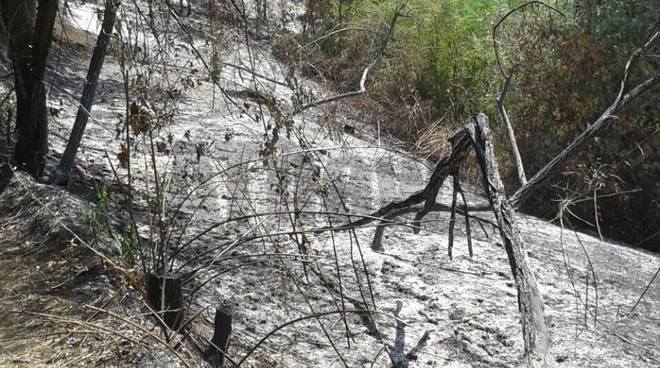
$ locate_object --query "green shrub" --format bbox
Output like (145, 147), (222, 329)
(302, 0), (658, 250)
(300, 1), (527, 145)
(508, 12), (659, 250)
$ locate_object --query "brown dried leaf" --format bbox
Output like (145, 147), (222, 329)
(156, 142), (168, 153)
(117, 144), (129, 169)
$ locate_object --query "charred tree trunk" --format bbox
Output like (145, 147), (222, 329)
(338, 33), (658, 368)
(146, 273), (186, 332)
(208, 305), (233, 367)
(55, 0), (120, 185)
(1, 0), (57, 178)
(468, 114), (550, 367)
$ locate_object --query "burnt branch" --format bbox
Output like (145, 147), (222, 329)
(454, 173), (474, 257)
(447, 175), (459, 259)
(370, 202), (494, 252)
(350, 129), (475, 231)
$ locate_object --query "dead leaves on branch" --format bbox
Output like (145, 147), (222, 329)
(129, 100), (152, 134)
(117, 144), (129, 169)
(116, 99), (175, 169)
(156, 141), (169, 154)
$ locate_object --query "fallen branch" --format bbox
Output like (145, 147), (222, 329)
(351, 129), (475, 230)
(370, 202), (494, 251)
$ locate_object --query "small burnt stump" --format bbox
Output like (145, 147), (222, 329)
(146, 273), (186, 332)
(208, 304), (233, 367)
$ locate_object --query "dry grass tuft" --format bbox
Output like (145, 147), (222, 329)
(0, 170), (196, 367)
(53, 12), (96, 52)
(413, 118), (452, 161)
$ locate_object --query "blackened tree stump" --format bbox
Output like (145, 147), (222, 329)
(208, 305), (233, 367)
(146, 273), (186, 332)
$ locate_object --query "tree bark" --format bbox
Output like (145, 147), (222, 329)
(146, 273), (186, 332)
(496, 68), (527, 186)
(55, 0), (120, 185)
(1, 0), (57, 178)
(208, 305), (233, 367)
(468, 113), (550, 367)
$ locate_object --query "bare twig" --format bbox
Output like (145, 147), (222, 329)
(495, 67), (527, 186)
(492, 2), (565, 187)
(294, 2), (406, 113)
(299, 26), (384, 50)
(492, 1), (565, 78)
(629, 266), (660, 316)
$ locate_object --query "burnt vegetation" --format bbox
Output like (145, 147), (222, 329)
(0, 1), (658, 367)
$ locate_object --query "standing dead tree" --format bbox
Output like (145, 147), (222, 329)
(0, 0), (58, 178)
(469, 114), (550, 366)
(491, 1), (566, 187)
(54, 0), (121, 185)
(340, 31), (659, 367)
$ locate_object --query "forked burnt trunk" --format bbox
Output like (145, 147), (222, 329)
(0, 0), (57, 178)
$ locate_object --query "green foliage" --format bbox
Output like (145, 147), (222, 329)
(85, 182), (111, 233)
(309, 1), (543, 143)
(589, 1), (658, 45)
(85, 182), (139, 263)
(350, 2), (497, 114)
(120, 226), (138, 264)
(310, 0), (659, 250)
(509, 15), (659, 250)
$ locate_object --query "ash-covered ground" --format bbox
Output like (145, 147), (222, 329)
(1, 1), (658, 367)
